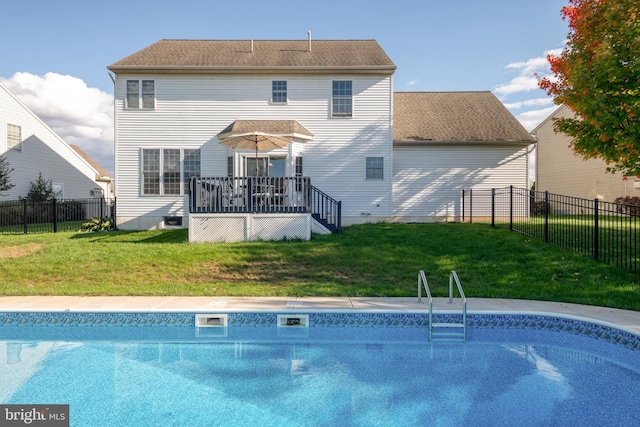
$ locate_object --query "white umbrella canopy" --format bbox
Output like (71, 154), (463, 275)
(218, 131), (293, 175)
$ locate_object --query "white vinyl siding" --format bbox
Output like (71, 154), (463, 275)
(113, 74), (393, 226)
(392, 145), (529, 218)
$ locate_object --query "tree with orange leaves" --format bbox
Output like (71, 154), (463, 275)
(539, 0), (640, 174)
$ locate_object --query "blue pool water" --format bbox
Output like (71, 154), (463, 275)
(0, 312), (639, 427)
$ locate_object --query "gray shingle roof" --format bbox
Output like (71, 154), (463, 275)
(108, 39), (396, 74)
(393, 92), (535, 143)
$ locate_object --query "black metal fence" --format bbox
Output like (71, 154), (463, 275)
(0, 198), (115, 234)
(462, 186), (640, 274)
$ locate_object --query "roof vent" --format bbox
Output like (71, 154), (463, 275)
(307, 30), (311, 52)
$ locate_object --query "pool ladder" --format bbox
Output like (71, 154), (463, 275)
(418, 270), (467, 342)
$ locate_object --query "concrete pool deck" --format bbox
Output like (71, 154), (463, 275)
(0, 296), (638, 336)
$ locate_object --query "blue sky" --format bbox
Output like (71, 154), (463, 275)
(1, 0), (570, 174)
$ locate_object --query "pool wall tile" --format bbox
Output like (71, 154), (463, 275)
(0, 311), (638, 351)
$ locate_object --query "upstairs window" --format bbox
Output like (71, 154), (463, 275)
(126, 80), (155, 109)
(332, 80), (352, 117)
(365, 156), (384, 180)
(7, 123), (21, 150)
(272, 81), (287, 103)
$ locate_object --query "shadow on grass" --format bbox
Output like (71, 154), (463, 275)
(69, 229), (189, 244)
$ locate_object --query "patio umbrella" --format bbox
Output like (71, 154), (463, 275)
(218, 131), (293, 175)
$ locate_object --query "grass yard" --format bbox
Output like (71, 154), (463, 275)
(1, 223), (639, 311)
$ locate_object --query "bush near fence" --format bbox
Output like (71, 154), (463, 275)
(614, 196), (640, 216)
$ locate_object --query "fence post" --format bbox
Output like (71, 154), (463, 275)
(544, 191), (549, 243)
(509, 185), (513, 231)
(52, 199), (58, 233)
(22, 198), (28, 234)
(469, 189), (473, 224)
(462, 189), (465, 222)
(593, 198), (599, 260)
(491, 188), (495, 227)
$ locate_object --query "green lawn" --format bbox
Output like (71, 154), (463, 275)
(1, 223), (639, 311)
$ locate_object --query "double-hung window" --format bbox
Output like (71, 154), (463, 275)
(142, 148), (200, 195)
(272, 81), (287, 103)
(126, 80), (155, 109)
(7, 124), (21, 150)
(365, 156), (384, 180)
(332, 80), (352, 117)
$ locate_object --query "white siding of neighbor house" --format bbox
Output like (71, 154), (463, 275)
(0, 84), (108, 200)
(392, 144), (530, 220)
(114, 74), (393, 229)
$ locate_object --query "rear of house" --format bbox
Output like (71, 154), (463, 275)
(108, 39), (396, 230)
(108, 38), (534, 232)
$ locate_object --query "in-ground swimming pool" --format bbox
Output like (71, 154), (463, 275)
(0, 311), (639, 427)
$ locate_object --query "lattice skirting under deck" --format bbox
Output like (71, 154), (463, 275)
(189, 213), (311, 242)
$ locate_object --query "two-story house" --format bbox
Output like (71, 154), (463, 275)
(108, 38), (533, 241)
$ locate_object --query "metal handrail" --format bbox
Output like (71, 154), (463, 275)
(417, 270), (433, 341)
(418, 270), (467, 341)
(449, 270), (467, 341)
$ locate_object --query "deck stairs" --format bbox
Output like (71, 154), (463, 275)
(418, 270), (467, 342)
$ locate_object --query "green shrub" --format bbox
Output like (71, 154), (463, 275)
(80, 217), (114, 232)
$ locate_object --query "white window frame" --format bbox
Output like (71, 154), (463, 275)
(332, 80), (353, 117)
(7, 123), (22, 151)
(365, 156), (384, 180)
(141, 148), (200, 196)
(126, 79), (155, 109)
(271, 80), (287, 104)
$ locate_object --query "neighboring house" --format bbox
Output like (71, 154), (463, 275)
(533, 104), (635, 202)
(108, 38), (533, 232)
(0, 82), (113, 200)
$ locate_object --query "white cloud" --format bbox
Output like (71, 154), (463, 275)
(0, 72), (114, 174)
(407, 79), (418, 86)
(494, 48), (563, 97)
(503, 97), (555, 110)
(515, 106), (558, 132)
